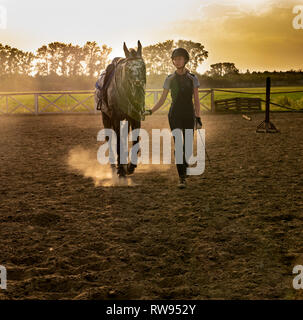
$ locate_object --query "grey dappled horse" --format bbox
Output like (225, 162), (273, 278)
(98, 41), (146, 177)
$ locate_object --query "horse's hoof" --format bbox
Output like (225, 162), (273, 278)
(127, 163), (137, 175)
(117, 171), (126, 178)
(118, 175), (128, 186)
(117, 165), (126, 177)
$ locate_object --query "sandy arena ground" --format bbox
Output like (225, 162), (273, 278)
(0, 112), (303, 299)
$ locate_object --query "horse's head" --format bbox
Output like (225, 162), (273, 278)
(122, 41), (146, 87)
(120, 41), (146, 117)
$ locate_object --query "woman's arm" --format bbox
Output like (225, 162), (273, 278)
(151, 89), (169, 114)
(193, 87), (201, 117)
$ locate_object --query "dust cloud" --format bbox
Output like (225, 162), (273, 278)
(66, 146), (134, 187)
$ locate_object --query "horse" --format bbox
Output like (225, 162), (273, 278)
(96, 40), (146, 178)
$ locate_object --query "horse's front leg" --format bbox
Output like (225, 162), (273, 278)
(114, 120), (128, 178)
(101, 111), (116, 173)
(127, 119), (141, 175)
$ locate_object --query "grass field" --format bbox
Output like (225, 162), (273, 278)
(0, 87), (303, 114)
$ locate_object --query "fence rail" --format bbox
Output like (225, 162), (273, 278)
(0, 90), (214, 115)
(0, 91), (96, 115)
(0, 87), (303, 115)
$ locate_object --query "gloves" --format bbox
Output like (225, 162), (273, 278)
(143, 109), (152, 116)
(195, 116), (202, 129)
(141, 109), (152, 121)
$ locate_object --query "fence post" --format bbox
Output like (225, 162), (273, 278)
(210, 89), (215, 112)
(34, 94), (38, 115)
(265, 77), (271, 123)
(256, 77), (279, 133)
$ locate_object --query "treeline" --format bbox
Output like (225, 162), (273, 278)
(0, 39), (208, 91)
(196, 71), (303, 89)
(147, 70), (303, 89)
(0, 41), (113, 91)
(197, 64), (303, 88)
(0, 40), (302, 91)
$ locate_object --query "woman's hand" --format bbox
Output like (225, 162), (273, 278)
(195, 116), (202, 129)
(150, 89), (169, 115)
(143, 109), (153, 116)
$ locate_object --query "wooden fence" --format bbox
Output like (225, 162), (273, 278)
(0, 91), (95, 115)
(0, 87), (303, 115)
(215, 97), (262, 112)
(0, 90), (213, 115)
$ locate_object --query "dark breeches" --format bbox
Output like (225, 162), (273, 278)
(168, 113), (195, 178)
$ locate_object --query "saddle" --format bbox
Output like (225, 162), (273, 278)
(95, 57), (125, 112)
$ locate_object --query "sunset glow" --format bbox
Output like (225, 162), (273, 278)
(0, 0), (302, 73)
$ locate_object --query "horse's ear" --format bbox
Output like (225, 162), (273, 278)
(137, 40), (142, 57)
(123, 42), (130, 58)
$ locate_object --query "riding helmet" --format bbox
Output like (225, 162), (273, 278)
(171, 48), (190, 64)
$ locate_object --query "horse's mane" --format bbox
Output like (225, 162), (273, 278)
(128, 48), (137, 58)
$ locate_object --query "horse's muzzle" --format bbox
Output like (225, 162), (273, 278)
(134, 79), (145, 87)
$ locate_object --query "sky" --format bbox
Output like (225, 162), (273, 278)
(0, 0), (302, 73)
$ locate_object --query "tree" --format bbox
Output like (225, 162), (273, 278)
(47, 42), (61, 75)
(18, 51), (35, 75)
(56, 43), (72, 77)
(142, 40), (208, 75)
(83, 41), (112, 77)
(68, 44), (84, 77)
(34, 41), (112, 77)
(175, 40), (208, 73)
(0, 44), (7, 75)
(207, 62), (239, 77)
(142, 40), (174, 75)
(0, 44), (34, 76)
(35, 45), (49, 76)
(222, 62), (239, 75)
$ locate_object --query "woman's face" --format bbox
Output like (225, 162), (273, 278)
(172, 56), (185, 68)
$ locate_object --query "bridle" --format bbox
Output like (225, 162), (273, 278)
(113, 56), (146, 120)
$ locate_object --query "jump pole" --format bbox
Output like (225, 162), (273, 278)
(256, 77), (280, 133)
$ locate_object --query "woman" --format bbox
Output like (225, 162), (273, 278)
(149, 48), (202, 189)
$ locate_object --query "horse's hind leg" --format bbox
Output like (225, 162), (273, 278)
(101, 111), (116, 171)
(127, 119), (141, 175)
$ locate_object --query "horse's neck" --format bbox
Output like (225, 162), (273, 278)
(113, 57), (126, 67)
(117, 62), (128, 83)
(114, 61), (129, 95)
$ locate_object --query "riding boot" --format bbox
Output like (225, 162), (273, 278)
(178, 175), (186, 189)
